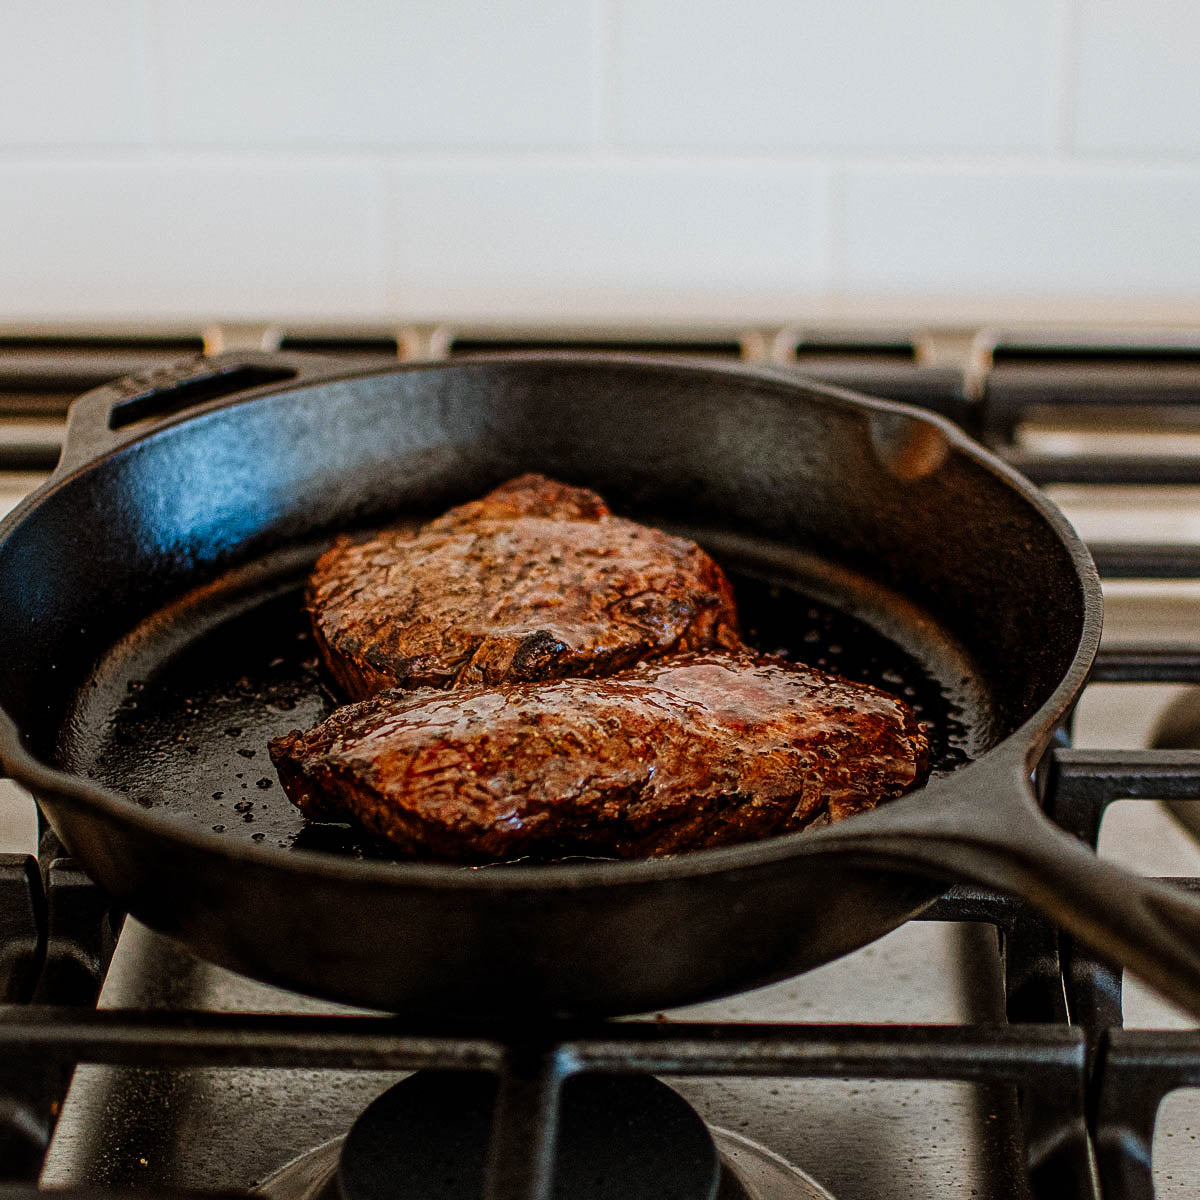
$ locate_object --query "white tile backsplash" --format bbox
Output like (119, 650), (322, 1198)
(1074, 0), (1200, 156)
(612, 0), (1060, 153)
(383, 163), (830, 314)
(841, 164), (1200, 296)
(0, 1), (149, 146)
(0, 161), (385, 318)
(0, 1), (1197, 318)
(154, 0), (594, 150)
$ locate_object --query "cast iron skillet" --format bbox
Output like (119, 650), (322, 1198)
(3, 351), (1200, 1021)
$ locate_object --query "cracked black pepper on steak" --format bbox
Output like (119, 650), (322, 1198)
(277, 474), (931, 862)
(306, 473), (742, 699)
(270, 653), (931, 861)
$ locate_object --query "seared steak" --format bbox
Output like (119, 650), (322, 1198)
(269, 653), (930, 861)
(308, 474), (741, 699)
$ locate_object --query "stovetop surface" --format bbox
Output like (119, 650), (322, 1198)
(42, 921), (1016, 1199)
(4, 322), (1200, 1199)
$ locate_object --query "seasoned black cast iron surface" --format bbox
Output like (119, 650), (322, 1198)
(0, 353), (1133, 1019)
(59, 545), (979, 863)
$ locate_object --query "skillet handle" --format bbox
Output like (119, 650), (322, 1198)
(55, 351), (353, 474)
(833, 758), (1200, 1020)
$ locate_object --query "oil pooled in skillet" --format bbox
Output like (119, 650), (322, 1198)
(77, 559), (975, 864)
(733, 570), (973, 779)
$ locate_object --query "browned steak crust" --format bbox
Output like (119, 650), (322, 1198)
(308, 474), (742, 699)
(269, 653), (931, 861)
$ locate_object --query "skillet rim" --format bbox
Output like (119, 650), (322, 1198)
(0, 352), (1103, 889)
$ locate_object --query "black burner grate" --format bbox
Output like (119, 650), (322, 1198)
(3, 333), (1200, 1199)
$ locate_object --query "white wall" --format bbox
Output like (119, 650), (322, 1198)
(2, 0), (1199, 325)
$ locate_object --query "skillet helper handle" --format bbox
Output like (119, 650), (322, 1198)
(55, 351), (344, 474)
(839, 759), (1200, 1021)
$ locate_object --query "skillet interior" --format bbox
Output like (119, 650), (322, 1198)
(55, 528), (991, 863)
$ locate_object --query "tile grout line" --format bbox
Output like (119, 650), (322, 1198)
(134, 0), (160, 148)
(1053, 0), (1084, 155)
(3, 147), (1200, 172)
(589, 0), (617, 153)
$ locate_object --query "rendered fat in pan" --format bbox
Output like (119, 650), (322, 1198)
(0, 351), (1197, 1020)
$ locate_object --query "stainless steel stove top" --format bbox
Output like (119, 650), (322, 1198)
(3, 321), (1200, 1199)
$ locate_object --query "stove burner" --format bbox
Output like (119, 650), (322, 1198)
(254, 1075), (835, 1200)
(338, 1072), (717, 1200)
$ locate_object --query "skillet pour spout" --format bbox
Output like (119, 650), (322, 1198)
(2, 349), (1199, 1020)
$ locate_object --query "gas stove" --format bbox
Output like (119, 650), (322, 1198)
(3, 322), (1200, 1199)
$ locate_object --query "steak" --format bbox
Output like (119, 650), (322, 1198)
(269, 653), (931, 861)
(308, 474), (742, 699)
